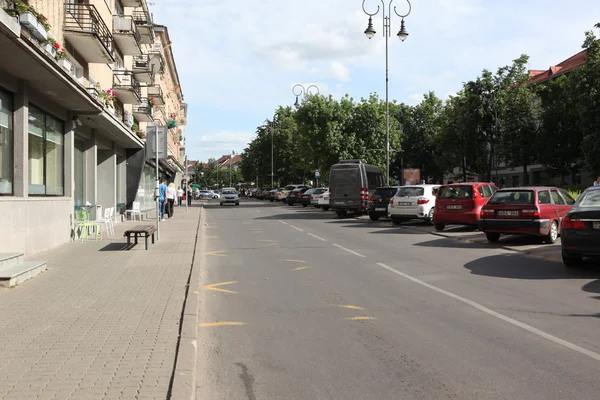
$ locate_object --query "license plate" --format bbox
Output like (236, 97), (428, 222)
(399, 202), (411, 206)
(375, 208), (386, 212)
(594, 222), (600, 230)
(498, 210), (519, 216)
(446, 204), (462, 210)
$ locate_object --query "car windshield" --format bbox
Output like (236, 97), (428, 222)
(488, 191), (534, 205)
(222, 190), (236, 194)
(304, 189), (316, 195)
(578, 190), (600, 207)
(397, 187), (425, 197)
(374, 187), (399, 197)
(313, 189), (327, 195)
(284, 185), (296, 190)
(439, 186), (473, 199)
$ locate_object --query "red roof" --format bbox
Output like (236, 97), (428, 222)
(219, 154), (243, 167)
(529, 50), (587, 84)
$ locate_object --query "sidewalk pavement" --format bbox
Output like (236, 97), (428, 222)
(0, 204), (202, 400)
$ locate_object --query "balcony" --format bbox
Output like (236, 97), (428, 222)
(113, 71), (142, 104)
(64, 3), (114, 63)
(146, 84), (164, 105)
(148, 50), (165, 74)
(132, 55), (153, 83)
(112, 15), (142, 56)
(121, 0), (143, 6)
(133, 98), (154, 122)
(180, 103), (188, 118)
(132, 10), (153, 45)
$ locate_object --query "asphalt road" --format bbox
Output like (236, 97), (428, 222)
(195, 200), (600, 400)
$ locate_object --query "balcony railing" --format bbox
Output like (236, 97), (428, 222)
(133, 98), (154, 122)
(131, 10), (153, 44)
(147, 84), (164, 105)
(112, 15), (142, 55)
(64, 3), (114, 62)
(132, 10), (152, 25)
(113, 70), (142, 104)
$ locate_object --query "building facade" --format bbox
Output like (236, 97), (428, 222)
(0, 0), (187, 255)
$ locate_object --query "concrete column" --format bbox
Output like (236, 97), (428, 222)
(96, 143), (116, 215)
(64, 112), (75, 199)
(13, 80), (28, 197)
(85, 130), (97, 207)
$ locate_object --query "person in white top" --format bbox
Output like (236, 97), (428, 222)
(594, 176), (600, 187)
(177, 186), (184, 206)
(166, 183), (177, 218)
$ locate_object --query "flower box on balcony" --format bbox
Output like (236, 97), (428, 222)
(19, 12), (47, 41)
(57, 58), (72, 73)
(42, 42), (56, 57)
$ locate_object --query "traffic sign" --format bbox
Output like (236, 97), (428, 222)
(315, 171), (320, 179)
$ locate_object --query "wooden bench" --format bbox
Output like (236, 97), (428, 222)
(123, 225), (157, 250)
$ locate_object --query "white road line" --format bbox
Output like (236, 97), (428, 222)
(307, 233), (327, 242)
(333, 244), (366, 258)
(376, 262), (600, 363)
(290, 225), (304, 232)
(277, 220), (289, 225)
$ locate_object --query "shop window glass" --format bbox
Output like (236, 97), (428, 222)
(0, 90), (13, 194)
(28, 106), (64, 195)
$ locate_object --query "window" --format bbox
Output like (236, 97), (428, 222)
(398, 187), (424, 197)
(366, 171), (383, 191)
(0, 89), (13, 195)
(478, 185), (493, 198)
(559, 189), (576, 206)
(28, 106), (64, 196)
(550, 190), (566, 205)
(488, 191), (534, 205)
(538, 190), (551, 205)
(439, 185), (473, 199)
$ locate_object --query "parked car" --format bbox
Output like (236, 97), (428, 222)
(318, 189), (330, 211)
(298, 188), (319, 207)
(388, 184), (441, 225)
(479, 187), (575, 244)
(311, 188), (329, 208)
(268, 188), (282, 202)
(560, 186), (600, 266)
(433, 182), (498, 231)
(329, 159), (385, 217)
(279, 185), (304, 203)
(219, 188), (240, 206)
(366, 186), (400, 221)
(287, 186), (311, 206)
(198, 190), (218, 199)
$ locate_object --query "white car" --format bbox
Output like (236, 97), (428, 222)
(198, 190), (219, 199)
(388, 184), (441, 225)
(220, 188), (240, 206)
(317, 189), (330, 211)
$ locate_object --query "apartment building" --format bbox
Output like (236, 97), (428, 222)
(0, 0), (187, 255)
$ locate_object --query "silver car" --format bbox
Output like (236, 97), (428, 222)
(220, 188), (240, 206)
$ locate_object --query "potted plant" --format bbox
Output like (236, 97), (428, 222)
(15, 1), (47, 41)
(55, 46), (72, 72)
(42, 38), (59, 58)
(98, 88), (117, 108)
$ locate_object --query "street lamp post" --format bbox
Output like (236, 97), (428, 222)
(362, 0), (412, 185)
(269, 118), (275, 188)
(292, 84), (320, 108)
(229, 151), (234, 187)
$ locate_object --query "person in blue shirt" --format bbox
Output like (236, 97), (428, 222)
(158, 178), (168, 221)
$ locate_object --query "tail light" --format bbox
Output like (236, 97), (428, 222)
(389, 199), (394, 205)
(562, 215), (585, 230)
(480, 208), (494, 218)
(360, 188), (369, 201)
(521, 208), (541, 218)
(319, 195), (324, 199)
(417, 198), (429, 205)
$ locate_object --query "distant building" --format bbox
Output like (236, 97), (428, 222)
(217, 154), (243, 170)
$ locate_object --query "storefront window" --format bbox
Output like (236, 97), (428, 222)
(135, 164), (156, 211)
(74, 139), (85, 206)
(28, 106), (64, 196)
(0, 90), (12, 194)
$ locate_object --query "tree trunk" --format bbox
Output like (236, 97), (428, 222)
(462, 157), (467, 182)
(487, 141), (494, 183)
(523, 159), (529, 186)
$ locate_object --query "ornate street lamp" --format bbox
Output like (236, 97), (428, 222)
(362, 0), (412, 185)
(292, 84), (320, 108)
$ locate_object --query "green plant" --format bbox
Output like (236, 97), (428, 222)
(98, 88), (117, 105)
(13, 0), (33, 13)
(55, 46), (68, 60)
(37, 13), (51, 31)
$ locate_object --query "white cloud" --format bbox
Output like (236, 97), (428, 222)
(187, 131), (256, 160)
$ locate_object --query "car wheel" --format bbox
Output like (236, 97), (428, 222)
(426, 208), (434, 225)
(270, 199), (274, 202)
(562, 251), (583, 268)
(369, 213), (380, 221)
(336, 210), (347, 217)
(485, 232), (501, 242)
(314, 205), (321, 209)
(544, 221), (559, 244)
(391, 217), (402, 225)
(213, 195), (218, 199)
(434, 223), (445, 231)
(219, 203), (223, 206)
(322, 206), (330, 211)
(236, 202), (240, 206)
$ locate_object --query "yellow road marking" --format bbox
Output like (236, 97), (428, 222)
(293, 266), (311, 271)
(204, 250), (228, 257)
(331, 305), (365, 310)
(203, 281), (238, 294)
(199, 321), (246, 327)
(344, 316), (376, 321)
(284, 259), (305, 263)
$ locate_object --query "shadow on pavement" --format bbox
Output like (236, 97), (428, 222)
(413, 237), (489, 249)
(464, 254), (600, 280)
(99, 242), (132, 251)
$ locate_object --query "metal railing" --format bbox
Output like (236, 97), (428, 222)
(133, 98), (153, 117)
(86, 87), (100, 101)
(113, 15), (141, 43)
(147, 84), (164, 100)
(113, 70), (142, 98)
(133, 54), (150, 70)
(132, 10), (152, 25)
(64, 3), (114, 59)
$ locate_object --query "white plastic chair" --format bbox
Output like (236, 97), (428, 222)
(108, 207), (115, 235)
(125, 201), (142, 221)
(96, 207), (112, 236)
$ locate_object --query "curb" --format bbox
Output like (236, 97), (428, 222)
(169, 206), (205, 399)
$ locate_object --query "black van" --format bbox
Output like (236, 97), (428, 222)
(329, 160), (386, 217)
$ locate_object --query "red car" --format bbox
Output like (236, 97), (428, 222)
(479, 187), (575, 244)
(433, 182), (498, 231)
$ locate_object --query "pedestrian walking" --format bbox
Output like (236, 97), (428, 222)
(187, 184), (193, 206)
(177, 186), (184, 206)
(158, 178), (167, 221)
(594, 176), (600, 187)
(167, 183), (176, 218)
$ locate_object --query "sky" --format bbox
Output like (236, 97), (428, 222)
(149, 0), (600, 163)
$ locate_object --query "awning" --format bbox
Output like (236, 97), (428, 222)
(83, 109), (144, 149)
(0, 28), (101, 114)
